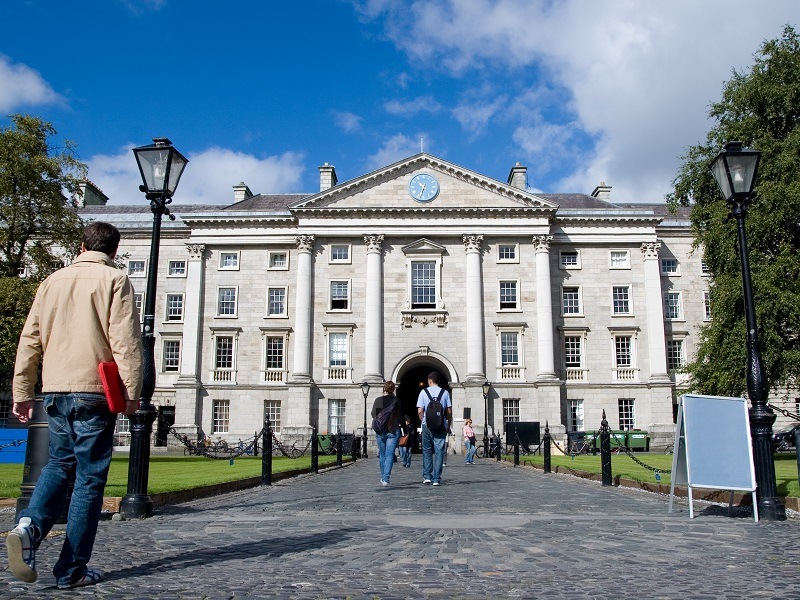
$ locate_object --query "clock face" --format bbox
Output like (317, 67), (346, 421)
(408, 173), (440, 203)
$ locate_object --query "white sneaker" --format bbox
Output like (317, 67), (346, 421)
(423, 479), (432, 484)
(6, 517), (37, 583)
(381, 480), (389, 486)
(432, 482), (440, 486)
(58, 567), (105, 589)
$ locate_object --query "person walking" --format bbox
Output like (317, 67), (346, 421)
(371, 381), (402, 486)
(398, 415), (414, 468)
(6, 222), (143, 589)
(416, 372), (452, 486)
(463, 418), (477, 464)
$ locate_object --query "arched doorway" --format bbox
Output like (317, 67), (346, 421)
(396, 365), (452, 429)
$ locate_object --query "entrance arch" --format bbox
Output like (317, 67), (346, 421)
(391, 351), (458, 428)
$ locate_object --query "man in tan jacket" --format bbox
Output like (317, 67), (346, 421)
(6, 221), (142, 589)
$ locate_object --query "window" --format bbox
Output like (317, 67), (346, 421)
(162, 340), (180, 372)
(618, 398), (635, 430)
(324, 326), (354, 381)
(264, 400), (281, 434)
(612, 286), (631, 315)
(219, 251), (239, 270)
(703, 291), (711, 321)
(499, 281), (518, 310)
(267, 287), (287, 317)
(329, 332), (347, 366)
(217, 287), (237, 317)
(330, 281), (350, 311)
(569, 400), (584, 432)
(411, 261), (436, 309)
(498, 244), (518, 263)
(134, 293), (144, 319)
(165, 293), (184, 321)
(330, 244), (351, 263)
(265, 336), (284, 370)
(328, 399), (346, 434)
(613, 334), (637, 381)
(501, 332), (519, 366)
(114, 415), (131, 446)
(212, 400), (230, 434)
(268, 251), (288, 270)
(212, 333), (237, 382)
(661, 258), (679, 275)
(664, 292), (682, 320)
(559, 250), (581, 269)
(609, 250), (630, 269)
(666, 340), (685, 371)
(168, 260), (186, 277)
(564, 335), (583, 374)
(701, 260), (711, 276)
(128, 260), (146, 277)
(503, 399), (520, 423)
(261, 329), (289, 383)
(562, 287), (581, 315)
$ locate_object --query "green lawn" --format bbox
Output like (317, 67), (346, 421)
(514, 452), (800, 497)
(0, 454), (341, 499)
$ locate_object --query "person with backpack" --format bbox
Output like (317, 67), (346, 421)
(416, 372), (452, 486)
(371, 381), (402, 486)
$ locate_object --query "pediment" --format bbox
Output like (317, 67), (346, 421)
(401, 238), (446, 256)
(289, 153), (558, 215)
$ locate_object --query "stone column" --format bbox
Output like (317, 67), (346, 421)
(178, 244), (206, 383)
(463, 234), (486, 382)
(642, 242), (669, 382)
(363, 234), (384, 383)
(533, 235), (557, 380)
(290, 235), (315, 383)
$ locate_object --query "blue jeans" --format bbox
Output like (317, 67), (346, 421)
(398, 445), (411, 467)
(20, 393), (116, 586)
(465, 440), (477, 463)
(376, 429), (400, 483)
(421, 424), (447, 483)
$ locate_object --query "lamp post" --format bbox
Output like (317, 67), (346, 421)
(709, 141), (785, 521)
(120, 138), (188, 520)
(482, 381), (491, 458)
(361, 382), (370, 458)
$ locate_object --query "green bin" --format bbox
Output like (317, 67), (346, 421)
(590, 430), (626, 449)
(626, 431), (649, 451)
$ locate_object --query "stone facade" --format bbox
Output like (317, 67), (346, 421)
(80, 153), (712, 450)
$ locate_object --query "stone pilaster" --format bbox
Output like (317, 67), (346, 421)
(290, 235), (315, 383)
(463, 234), (486, 382)
(642, 242), (670, 382)
(363, 234), (384, 383)
(533, 235), (557, 380)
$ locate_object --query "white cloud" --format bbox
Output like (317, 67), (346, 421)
(384, 96), (442, 116)
(452, 95), (506, 137)
(359, 0), (797, 201)
(332, 110), (363, 133)
(0, 55), (63, 112)
(88, 146), (306, 205)
(366, 133), (424, 170)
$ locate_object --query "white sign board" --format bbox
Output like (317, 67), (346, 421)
(668, 394), (758, 521)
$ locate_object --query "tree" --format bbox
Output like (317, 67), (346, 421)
(0, 277), (38, 391)
(669, 25), (800, 396)
(0, 114), (86, 279)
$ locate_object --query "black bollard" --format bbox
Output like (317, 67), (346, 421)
(253, 430), (259, 457)
(543, 421), (551, 474)
(336, 429), (343, 467)
(495, 435), (502, 462)
(513, 432), (520, 467)
(311, 424), (319, 474)
(794, 428), (800, 488)
(600, 410), (612, 486)
(351, 434), (358, 462)
(262, 414), (272, 486)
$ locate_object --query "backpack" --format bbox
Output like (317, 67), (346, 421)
(424, 388), (446, 433)
(372, 396), (399, 434)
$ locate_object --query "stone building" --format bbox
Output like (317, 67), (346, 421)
(78, 153), (704, 450)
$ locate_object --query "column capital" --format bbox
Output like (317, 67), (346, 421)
(640, 241), (662, 259)
(296, 234), (316, 252)
(462, 234), (484, 252)
(185, 243), (206, 260)
(363, 234), (384, 253)
(532, 235), (553, 252)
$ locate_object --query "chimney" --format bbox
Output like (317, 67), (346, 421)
(232, 182), (252, 204)
(319, 162), (338, 191)
(591, 181), (612, 201)
(507, 162), (527, 190)
(77, 180), (108, 207)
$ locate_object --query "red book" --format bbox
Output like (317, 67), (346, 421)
(98, 362), (127, 413)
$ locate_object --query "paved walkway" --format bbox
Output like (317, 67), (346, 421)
(1, 455), (799, 599)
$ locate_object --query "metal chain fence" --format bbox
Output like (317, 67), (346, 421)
(0, 439), (26, 452)
(543, 430), (671, 476)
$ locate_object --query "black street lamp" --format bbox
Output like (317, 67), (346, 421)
(120, 138), (188, 520)
(709, 141), (786, 521)
(361, 382), (370, 459)
(482, 381), (491, 458)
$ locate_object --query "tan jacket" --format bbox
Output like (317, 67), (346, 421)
(13, 251), (143, 404)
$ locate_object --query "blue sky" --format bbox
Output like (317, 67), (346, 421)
(0, 1), (796, 205)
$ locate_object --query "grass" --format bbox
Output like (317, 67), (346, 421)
(514, 452), (800, 497)
(0, 454), (341, 499)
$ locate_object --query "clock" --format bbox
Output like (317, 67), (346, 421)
(408, 173), (440, 203)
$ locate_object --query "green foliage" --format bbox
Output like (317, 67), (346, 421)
(0, 277), (38, 389)
(668, 25), (800, 395)
(0, 114), (86, 279)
